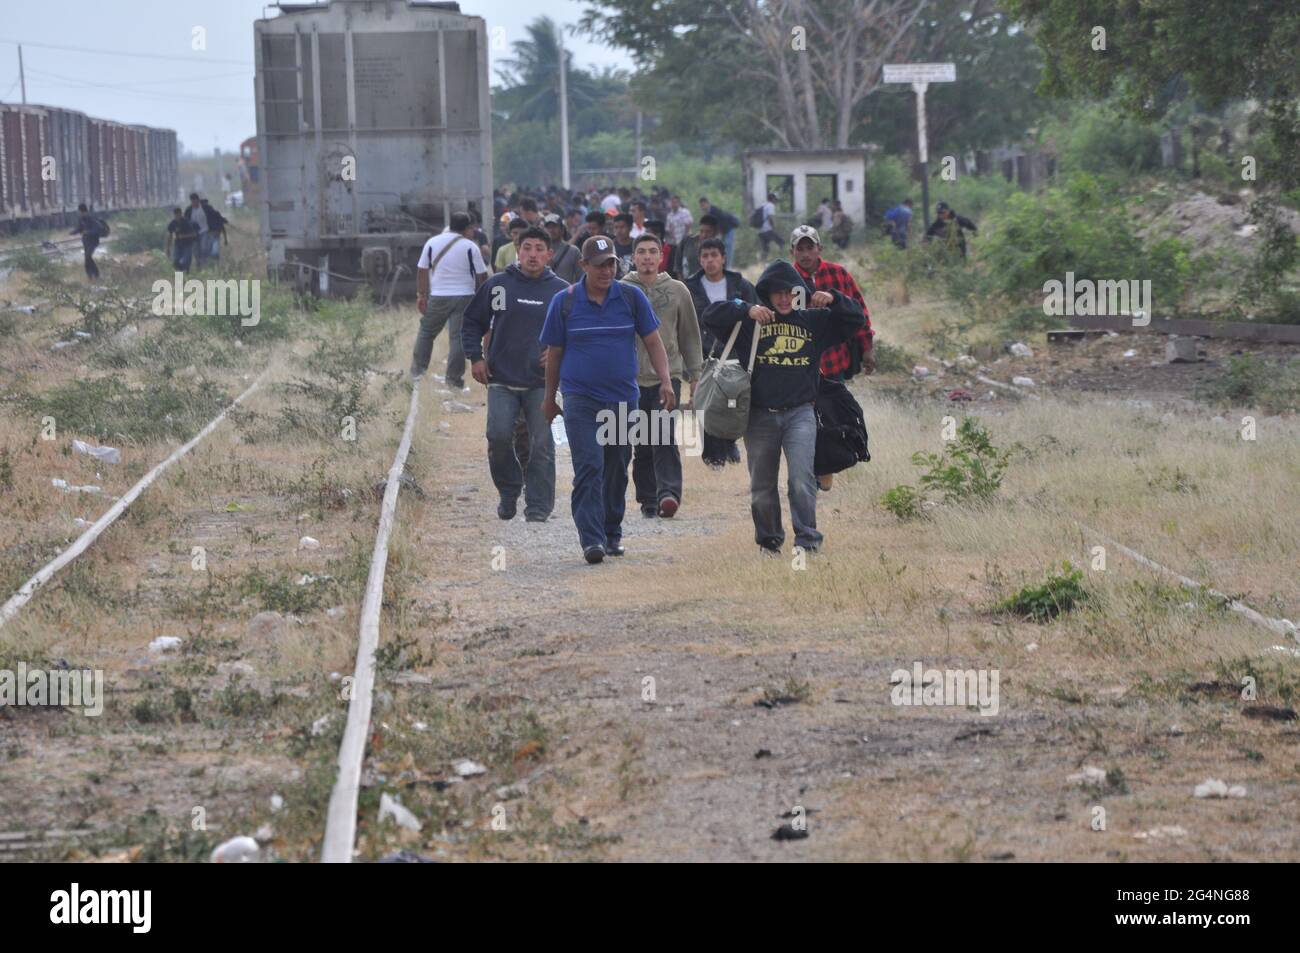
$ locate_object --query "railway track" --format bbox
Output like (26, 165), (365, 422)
(1, 332), (426, 861)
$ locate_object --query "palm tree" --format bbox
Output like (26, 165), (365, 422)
(494, 17), (611, 126)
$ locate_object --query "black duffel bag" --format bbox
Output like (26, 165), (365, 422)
(814, 377), (870, 477)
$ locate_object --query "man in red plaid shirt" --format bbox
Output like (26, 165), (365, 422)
(790, 225), (874, 489)
(790, 225), (875, 378)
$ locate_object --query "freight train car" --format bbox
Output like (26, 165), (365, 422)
(254, 0), (492, 298)
(0, 102), (178, 235)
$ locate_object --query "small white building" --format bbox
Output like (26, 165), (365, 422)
(742, 147), (876, 231)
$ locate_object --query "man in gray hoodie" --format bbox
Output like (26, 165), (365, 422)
(623, 233), (703, 518)
(462, 227), (569, 522)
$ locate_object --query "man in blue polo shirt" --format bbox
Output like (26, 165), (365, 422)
(541, 236), (676, 564)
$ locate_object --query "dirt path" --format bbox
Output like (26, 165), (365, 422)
(389, 372), (1300, 863)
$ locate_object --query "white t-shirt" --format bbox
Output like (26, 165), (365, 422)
(418, 232), (486, 296)
(600, 193), (622, 213)
(630, 222), (646, 240)
(702, 275), (728, 303)
(760, 201), (775, 232)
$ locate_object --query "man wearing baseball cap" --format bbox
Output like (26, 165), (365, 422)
(540, 235), (677, 564)
(789, 224), (874, 490)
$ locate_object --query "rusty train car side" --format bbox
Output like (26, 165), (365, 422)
(0, 102), (178, 234)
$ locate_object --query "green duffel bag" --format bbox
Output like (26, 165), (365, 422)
(695, 320), (760, 441)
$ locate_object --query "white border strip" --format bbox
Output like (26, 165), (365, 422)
(321, 381), (422, 863)
(0, 370), (269, 628)
(1078, 522), (1298, 641)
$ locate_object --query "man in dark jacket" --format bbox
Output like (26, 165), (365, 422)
(684, 237), (756, 467)
(923, 201), (977, 258)
(462, 227), (569, 522)
(199, 198), (228, 263)
(70, 204), (102, 279)
(701, 260), (864, 555)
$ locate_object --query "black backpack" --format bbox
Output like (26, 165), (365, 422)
(813, 377), (870, 476)
(94, 218), (110, 237)
(748, 207), (766, 228)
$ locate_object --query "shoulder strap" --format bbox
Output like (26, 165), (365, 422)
(717, 321), (742, 362)
(746, 318), (761, 372)
(428, 234), (468, 276)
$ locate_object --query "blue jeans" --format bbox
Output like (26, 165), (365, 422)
(743, 403), (821, 550)
(724, 229), (736, 265)
(487, 385), (554, 519)
(172, 241), (194, 272)
(562, 393), (632, 551)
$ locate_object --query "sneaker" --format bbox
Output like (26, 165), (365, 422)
(409, 370), (425, 383)
(583, 545), (605, 564)
(447, 382), (465, 391)
(758, 543), (781, 558)
(657, 497), (678, 518)
(641, 505), (657, 518)
(497, 499), (517, 520)
(607, 541), (625, 557)
(525, 513), (548, 523)
(461, 385), (472, 394)
(728, 445), (742, 464)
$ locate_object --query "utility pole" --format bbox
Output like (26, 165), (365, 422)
(634, 110), (642, 179)
(882, 63), (955, 230)
(18, 44), (27, 104)
(558, 27), (570, 189)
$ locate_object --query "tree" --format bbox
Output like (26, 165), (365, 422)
(581, 0), (932, 150)
(494, 17), (631, 136)
(1002, 0), (1299, 311)
(857, 1), (1047, 159)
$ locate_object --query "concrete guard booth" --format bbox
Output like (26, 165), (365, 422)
(742, 147), (873, 233)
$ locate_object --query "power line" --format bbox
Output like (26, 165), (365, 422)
(0, 38), (252, 67)
(25, 67), (250, 106)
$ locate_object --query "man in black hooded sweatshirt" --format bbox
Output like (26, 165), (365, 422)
(701, 260), (863, 555)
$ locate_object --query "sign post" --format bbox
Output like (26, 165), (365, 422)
(882, 63), (955, 230)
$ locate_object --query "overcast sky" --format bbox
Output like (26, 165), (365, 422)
(0, 0), (623, 154)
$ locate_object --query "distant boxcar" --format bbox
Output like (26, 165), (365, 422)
(0, 102), (177, 234)
(254, 0), (493, 298)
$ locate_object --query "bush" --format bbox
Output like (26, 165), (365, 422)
(912, 417), (1015, 505)
(881, 418), (1017, 521)
(880, 484), (925, 521)
(929, 174), (1018, 226)
(1046, 104), (1162, 179)
(996, 562), (1088, 622)
(1197, 355), (1300, 413)
(977, 172), (1194, 310)
(864, 155), (914, 223)
(108, 209), (173, 254)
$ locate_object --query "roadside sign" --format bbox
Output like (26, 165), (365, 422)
(882, 62), (956, 84)
(881, 64), (957, 231)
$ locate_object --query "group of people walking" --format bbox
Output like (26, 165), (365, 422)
(410, 193), (877, 565)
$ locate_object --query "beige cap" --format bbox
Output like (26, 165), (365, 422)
(790, 225), (821, 247)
